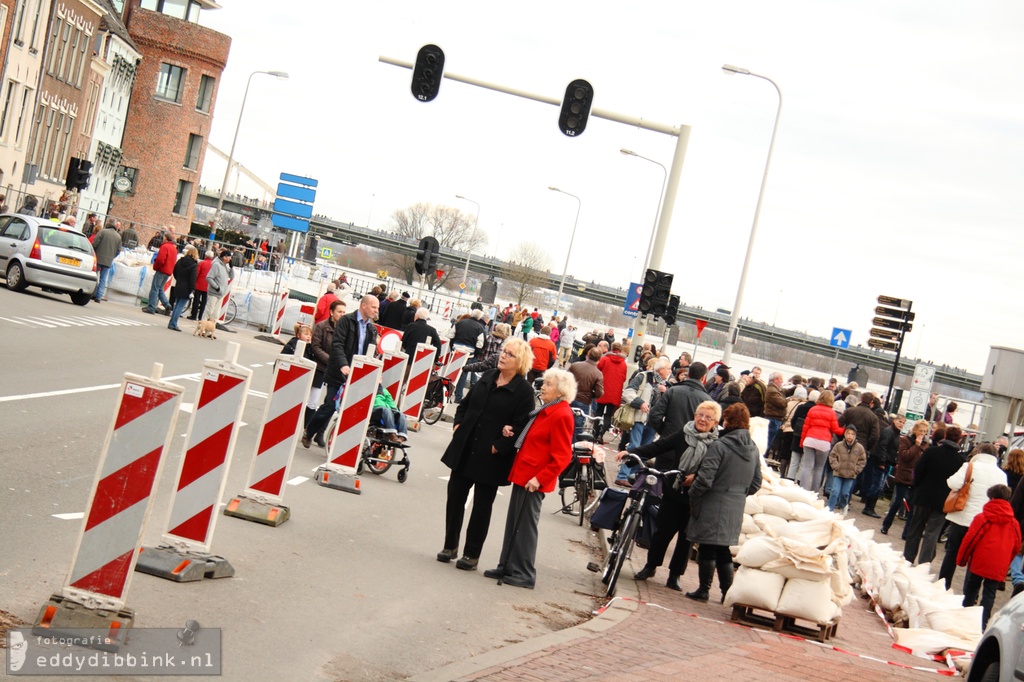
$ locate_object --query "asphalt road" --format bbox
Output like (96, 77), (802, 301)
(0, 287), (606, 680)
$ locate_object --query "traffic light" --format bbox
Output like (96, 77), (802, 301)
(411, 44), (445, 102)
(415, 236), (439, 275)
(638, 269), (673, 318)
(663, 294), (680, 326)
(74, 160), (92, 191)
(65, 157), (81, 191)
(558, 79), (593, 137)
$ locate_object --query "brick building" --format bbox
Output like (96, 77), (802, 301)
(108, 0), (228, 233)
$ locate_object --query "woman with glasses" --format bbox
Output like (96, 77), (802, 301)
(615, 401), (721, 591)
(438, 338), (535, 572)
(484, 368), (576, 588)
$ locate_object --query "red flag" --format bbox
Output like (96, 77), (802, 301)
(695, 319), (708, 338)
(435, 269), (444, 281)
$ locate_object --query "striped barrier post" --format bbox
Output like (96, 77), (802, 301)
(399, 344), (435, 430)
(271, 290), (289, 338)
(442, 346), (471, 390)
(380, 349), (409, 406)
(217, 280), (234, 324)
(225, 340), (316, 526)
(437, 337), (451, 367)
(134, 343), (251, 582)
(315, 352), (382, 495)
(35, 363), (183, 638)
(299, 303), (315, 324)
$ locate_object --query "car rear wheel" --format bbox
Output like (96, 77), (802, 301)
(70, 291), (92, 306)
(6, 262), (28, 291)
(977, 662), (999, 682)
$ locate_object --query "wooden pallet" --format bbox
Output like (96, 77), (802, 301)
(730, 603), (840, 642)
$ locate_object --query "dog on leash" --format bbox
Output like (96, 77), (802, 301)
(194, 319), (217, 339)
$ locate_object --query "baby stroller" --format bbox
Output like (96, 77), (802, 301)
(357, 406), (412, 483)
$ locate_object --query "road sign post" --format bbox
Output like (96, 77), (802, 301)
(828, 327), (852, 378)
(870, 295), (914, 411)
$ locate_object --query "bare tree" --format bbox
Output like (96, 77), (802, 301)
(502, 241), (551, 306)
(381, 203), (431, 284)
(382, 203), (488, 289)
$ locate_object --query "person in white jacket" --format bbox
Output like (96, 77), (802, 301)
(937, 442), (1007, 589)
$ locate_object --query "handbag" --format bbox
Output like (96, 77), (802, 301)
(612, 403), (636, 430)
(943, 462), (973, 514)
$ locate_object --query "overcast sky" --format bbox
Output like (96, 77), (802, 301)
(199, 1), (1023, 375)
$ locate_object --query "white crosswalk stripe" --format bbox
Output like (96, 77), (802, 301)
(0, 314), (154, 328)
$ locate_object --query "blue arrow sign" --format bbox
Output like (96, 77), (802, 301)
(622, 281), (641, 318)
(830, 327), (852, 349)
(272, 213), (309, 233)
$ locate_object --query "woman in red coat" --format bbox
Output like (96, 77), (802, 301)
(797, 390), (844, 493)
(484, 369), (575, 589)
(595, 342), (627, 442)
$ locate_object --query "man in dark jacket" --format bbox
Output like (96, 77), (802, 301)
(568, 347), (604, 436)
(377, 290), (406, 330)
(401, 307), (443, 365)
(903, 426), (966, 565)
(840, 392), (881, 454)
(740, 372), (766, 418)
(302, 294), (379, 448)
(861, 414), (904, 518)
(306, 300), (346, 429)
(649, 362), (709, 438)
(90, 218), (121, 303)
(763, 371), (788, 450)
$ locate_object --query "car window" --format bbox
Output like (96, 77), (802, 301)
(0, 217), (24, 239)
(39, 225), (92, 253)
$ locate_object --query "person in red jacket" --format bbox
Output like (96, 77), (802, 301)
(797, 390), (844, 493)
(527, 326), (557, 383)
(595, 342), (627, 443)
(484, 368), (575, 589)
(187, 250), (214, 320)
(143, 232), (178, 315)
(313, 283), (339, 326)
(958, 484), (1022, 628)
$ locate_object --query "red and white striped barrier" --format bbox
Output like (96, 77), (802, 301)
(442, 345), (471, 389)
(271, 290), (289, 337)
(217, 279), (234, 323)
(299, 303), (315, 324)
(400, 344), (436, 425)
(135, 344), (251, 582)
(38, 363), (183, 632)
(225, 340), (316, 526)
(316, 352), (382, 494)
(380, 349), (409, 405)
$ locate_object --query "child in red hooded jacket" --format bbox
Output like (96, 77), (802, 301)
(958, 484), (1022, 629)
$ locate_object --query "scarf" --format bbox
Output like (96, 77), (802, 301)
(674, 421), (719, 488)
(514, 398), (562, 449)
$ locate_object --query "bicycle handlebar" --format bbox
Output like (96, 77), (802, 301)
(621, 453), (682, 480)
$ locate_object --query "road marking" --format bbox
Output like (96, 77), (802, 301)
(52, 512), (85, 520)
(286, 476), (309, 486)
(43, 316), (85, 326)
(249, 364), (263, 368)
(34, 316), (72, 327)
(21, 317), (58, 328)
(0, 371), (202, 403)
(0, 316), (30, 325)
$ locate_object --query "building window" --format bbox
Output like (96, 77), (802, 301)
(155, 63), (186, 103)
(15, 87), (31, 144)
(184, 134), (201, 169)
(13, 0), (26, 45)
(0, 81), (14, 140)
(196, 74), (214, 112)
(64, 27), (79, 82)
(28, 0), (41, 50)
(173, 179), (192, 214)
(141, 0), (202, 23)
(83, 82), (99, 135)
(75, 28), (90, 87)
(46, 17), (61, 74)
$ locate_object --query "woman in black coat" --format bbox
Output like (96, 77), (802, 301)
(438, 337), (535, 571)
(167, 245), (197, 332)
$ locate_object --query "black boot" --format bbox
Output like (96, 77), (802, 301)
(717, 561), (734, 604)
(666, 573), (681, 591)
(685, 561), (714, 601)
(862, 498), (881, 518)
(635, 564), (656, 581)
(303, 406), (316, 427)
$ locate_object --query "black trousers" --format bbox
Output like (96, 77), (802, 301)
(645, 487), (693, 575)
(443, 469), (499, 559)
(938, 522), (969, 590)
(305, 381), (343, 438)
(189, 290), (208, 319)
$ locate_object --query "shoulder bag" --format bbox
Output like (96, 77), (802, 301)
(943, 461), (973, 514)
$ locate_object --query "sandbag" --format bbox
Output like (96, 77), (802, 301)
(790, 501), (826, 522)
(928, 606), (984, 639)
(723, 567), (785, 611)
(735, 536), (785, 568)
(774, 518), (844, 547)
(759, 495), (794, 520)
(776, 578), (841, 623)
(752, 513), (788, 534)
(741, 514), (759, 535)
(744, 495), (764, 515)
(893, 628), (979, 656)
(771, 484), (819, 507)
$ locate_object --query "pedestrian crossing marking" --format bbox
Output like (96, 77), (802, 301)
(0, 314), (154, 328)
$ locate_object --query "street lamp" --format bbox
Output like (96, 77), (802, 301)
(213, 70), (289, 231)
(620, 148), (668, 361)
(547, 186), (581, 316)
(454, 194), (480, 302)
(720, 64), (782, 367)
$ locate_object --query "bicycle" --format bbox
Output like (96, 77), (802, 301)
(557, 410), (606, 525)
(420, 372), (453, 425)
(588, 453), (679, 598)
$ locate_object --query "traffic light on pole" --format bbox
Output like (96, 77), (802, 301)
(663, 294), (680, 326)
(411, 44), (445, 102)
(415, 236), (439, 275)
(74, 160), (92, 191)
(65, 157), (81, 191)
(558, 79), (593, 137)
(638, 268), (673, 318)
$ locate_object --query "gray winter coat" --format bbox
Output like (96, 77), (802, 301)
(686, 428), (762, 547)
(206, 257), (231, 297)
(90, 227), (121, 267)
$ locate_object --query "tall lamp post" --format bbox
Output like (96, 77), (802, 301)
(721, 64), (782, 367)
(620, 148), (667, 363)
(454, 194), (480, 302)
(213, 70), (289, 231)
(548, 186), (581, 316)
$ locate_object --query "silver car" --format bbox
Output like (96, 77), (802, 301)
(0, 214), (97, 305)
(967, 591), (1024, 681)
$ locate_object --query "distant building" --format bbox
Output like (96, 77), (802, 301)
(108, 0), (229, 233)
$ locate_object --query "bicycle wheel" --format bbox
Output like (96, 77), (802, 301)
(421, 386), (443, 425)
(576, 466), (591, 527)
(221, 298), (237, 325)
(604, 510), (640, 598)
(559, 482), (579, 517)
(324, 412), (339, 453)
(583, 466), (601, 514)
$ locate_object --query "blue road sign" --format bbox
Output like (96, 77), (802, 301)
(279, 172), (318, 188)
(277, 183), (317, 203)
(272, 213), (309, 233)
(623, 281), (641, 318)
(830, 327), (852, 349)
(273, 198), (313, 219)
